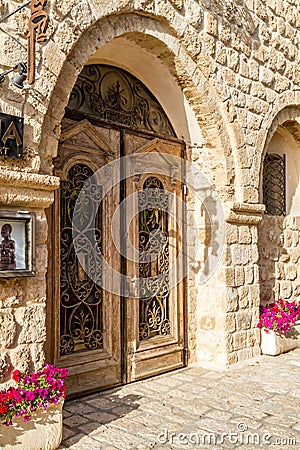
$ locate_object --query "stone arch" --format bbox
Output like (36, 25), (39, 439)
(259, 105), (300, 202)
(254, 90), (300, 195)
(32, 12), (238, 201)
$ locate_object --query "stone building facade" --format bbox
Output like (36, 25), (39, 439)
(1, 0), (300, 394)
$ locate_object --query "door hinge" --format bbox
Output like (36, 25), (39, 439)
(183, 347), (189, 365)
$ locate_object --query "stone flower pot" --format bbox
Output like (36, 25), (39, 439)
(261, 321), (300, 356)
(0, 401), (63, 450)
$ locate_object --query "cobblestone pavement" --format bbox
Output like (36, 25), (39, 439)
(59, 349), (300, 449)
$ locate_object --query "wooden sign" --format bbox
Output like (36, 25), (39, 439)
(28, 0), (49, 85)
(0, 113), (24, 159)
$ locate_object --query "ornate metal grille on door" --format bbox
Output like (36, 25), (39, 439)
(138, 177), (171, 340)
(60, 163), (103, 356)
(67, 65), (175, 137)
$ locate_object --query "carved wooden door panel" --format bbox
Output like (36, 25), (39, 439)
(48, 119), (121, 397)
(47, 64), (187, 396)
(123, 133), (186, 382)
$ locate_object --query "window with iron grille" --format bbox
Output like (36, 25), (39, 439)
(263, 153), (286, 216)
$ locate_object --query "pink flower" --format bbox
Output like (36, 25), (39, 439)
(258, 299), (300, 335)
(0, 365), (68, 426)
(23, 415), (31, 422)
(11, 370), (22, 382)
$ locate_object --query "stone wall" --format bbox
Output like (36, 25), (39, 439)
(1, 0), (300, 382)
(259, 215), (300, 305)
(224, 218), (261, 364)
(0, 173), (59, 383)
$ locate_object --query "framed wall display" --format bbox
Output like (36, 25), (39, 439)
(0, 211), (35, 277)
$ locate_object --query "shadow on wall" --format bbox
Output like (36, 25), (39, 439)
(258, 215), (300, 306)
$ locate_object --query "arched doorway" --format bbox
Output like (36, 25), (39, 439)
(259, 117), (300, 307)
(47, 65), (187, 396)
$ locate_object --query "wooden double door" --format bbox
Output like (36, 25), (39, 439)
(47, 118), (187, 396)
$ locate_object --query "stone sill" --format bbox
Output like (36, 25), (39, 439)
(226, 202), (265, 225)
(0, 170), (60, 208)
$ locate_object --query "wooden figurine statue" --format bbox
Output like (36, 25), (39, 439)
(0, 223), (16, 270)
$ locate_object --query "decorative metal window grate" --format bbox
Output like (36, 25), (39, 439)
(138, 177), (171, 340)
(59, 163), (103, 356)
(263, 153), (286, 216)
(67, 64), (176, 137)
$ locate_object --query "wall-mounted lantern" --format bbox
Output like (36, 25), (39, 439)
(0, 63), (27, 89)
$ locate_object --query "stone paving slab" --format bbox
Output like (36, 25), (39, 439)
(59, 350), (300, 449)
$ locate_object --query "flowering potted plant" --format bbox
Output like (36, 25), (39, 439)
(0, 364), (68, 450)
(257, 299), (300, 355)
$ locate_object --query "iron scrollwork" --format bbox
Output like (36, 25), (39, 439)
(263, 153), (286, 216)
(67, 65), (175, 137)
(138, 177), (171, 340)
(60, 163), (103, 356)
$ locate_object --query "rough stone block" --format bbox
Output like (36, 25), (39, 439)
(0, 280), (24, 308)
(273, 73), (290, 92)
(0, 310), (16, 349)
(236, 310), (252, 330)
(249, 284), (260, 307)
(251, 81), (267, 99)
(248, 60), (259, 80)
(239, 285), (249, 309)
(239, 226), (252, 244)
(244, 266), (254, 284)
(284, 229), (293, 247)
(225, 267), (235, 286)
(16, 305), (46, 344)
(70, 1), (95, 31)
(237, 76), (252, 94)
(226, 351), (238, 365)
(204, 12), (218, 36)
(0, 351), (9, 382)
(233, 331), (247, 351)
(53, 19), (81, 54)
(10, 345), (32, 374)
(275, 261), (284, 280)
(43, 41), (66, 74)
(226, 224), (238, 244)
(247, 329), (257, 347)
(292, 231), (299, 247)
(219, 24), (231, 44)
(31, 343), (46, 371)
(226, 288), (239, 312)
(280, 280), (293, 299)
(291, 248), (300, 263)
(293, 285), (300, 296)
(237, 347), (254, 362)
(225, 333), (234, 352)
(285, 264), (297, 281)
(227, 49), (239, 72)
(225, 313), (236, 333)
(231, 245), (250, 266)
(235, 267), (244, 287)
(215, 41), (226, 65)
(239, 186), (259, 203)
